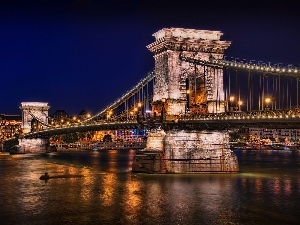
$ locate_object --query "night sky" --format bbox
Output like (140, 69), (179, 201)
(1, 0), (300, 116)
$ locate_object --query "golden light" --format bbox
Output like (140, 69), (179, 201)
(73, 116), (77, 120)
(186, 90), (190, 94)
(229, 96), (235, 102)
(265, 97), (271, 104)
(134, 107), (138, 112)
(138, 102), (142, 108)
(161, 98), (166, 103)
(238, 100), (243, 106)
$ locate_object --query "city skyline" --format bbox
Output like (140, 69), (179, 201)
(1, 0), (300, 115)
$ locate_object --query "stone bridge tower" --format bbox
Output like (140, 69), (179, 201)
(132, 28), (239, 174)
(147, 27), (231, 115)
(20, 102), (50, 134)
(13, 102), (52, 154)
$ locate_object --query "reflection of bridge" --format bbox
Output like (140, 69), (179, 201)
(12, 28), (300, 173)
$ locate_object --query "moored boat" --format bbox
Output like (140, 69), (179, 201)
(9, 145), (26, 154)
(93, 141), (146, 150)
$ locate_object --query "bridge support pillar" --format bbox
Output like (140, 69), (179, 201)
(132, 129), (239, 173)
(18, 138), (55, 153)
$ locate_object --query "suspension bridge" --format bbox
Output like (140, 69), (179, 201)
(6, 27), (300, 173)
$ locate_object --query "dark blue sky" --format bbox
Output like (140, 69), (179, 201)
(1, 0), (300, 115)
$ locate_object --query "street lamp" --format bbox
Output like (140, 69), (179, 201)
(107, 110), (113, 120)
(229, 96), (235, 112)
(238, 100), (243, 111)
(186, 90), (190, 114)
(137, 102), (142, 122)
(161, 98), (166, 121)
(265, 97), (271, 110)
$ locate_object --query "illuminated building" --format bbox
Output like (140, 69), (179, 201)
(0, 114), (22, 140)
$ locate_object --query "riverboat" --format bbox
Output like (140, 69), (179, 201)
(231, 142), (300, 151)
(93, 141), (146, 150)
(270, 144), (299, 151)
(10, 145), (26, 154)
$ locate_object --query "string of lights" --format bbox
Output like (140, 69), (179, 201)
(180, 54), (300, 76)
(83, 71), (155, 124)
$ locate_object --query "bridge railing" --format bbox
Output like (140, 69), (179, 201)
(21, 108), (300, 138)
(176, 109), (300, 121)
(42, 108), (300, 129)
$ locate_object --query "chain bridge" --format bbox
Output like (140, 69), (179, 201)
(9, 28), (300, 173)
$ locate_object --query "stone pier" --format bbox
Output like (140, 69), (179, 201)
(18, 138), (52, 153)
(132, 130), (239, 173)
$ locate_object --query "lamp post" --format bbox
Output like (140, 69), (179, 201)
(237, 100), (243, 112)
(106, 111), (112, 120)
(186, 90), (190, 114)
(137, 102), (142, 122)
(229, 96), (235, 112)
(265, 97), (271, 111)
(130, 111), (134, 119)
(161, 98), (166, 121)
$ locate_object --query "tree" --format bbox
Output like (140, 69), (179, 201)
(61, 133), (79, 143)
(103, 134), (112, 142)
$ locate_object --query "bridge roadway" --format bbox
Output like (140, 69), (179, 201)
(23, 109), (300, 139)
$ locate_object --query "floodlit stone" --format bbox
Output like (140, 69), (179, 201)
(20, 102), (50, 134)
(132, 28), (239, 173)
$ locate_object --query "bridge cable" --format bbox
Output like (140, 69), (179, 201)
(82, 71), (154, 124)
(297, 78), (299, 109)
(27, 111), (55, 129)
(228, 68), (231, 110)
(180, 54), (300, 77)
(247, 69), (250, 111)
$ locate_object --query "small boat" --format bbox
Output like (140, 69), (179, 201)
(93, 141), (146, 150)
(40, 172), (50, 180)
(39, 172), (83, 180)
(10, 145), (26, 155)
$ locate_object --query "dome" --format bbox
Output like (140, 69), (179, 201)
(78, 109), (88, 116)
(52, 110), (69, 118)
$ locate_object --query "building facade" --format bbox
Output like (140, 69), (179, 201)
(248, 127), (300, 142)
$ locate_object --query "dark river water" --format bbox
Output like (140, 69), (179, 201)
(0, 149), (299, 225)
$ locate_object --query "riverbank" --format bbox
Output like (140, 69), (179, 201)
(230, 142), (300, 151)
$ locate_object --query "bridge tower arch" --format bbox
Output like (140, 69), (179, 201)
(147, 28), (231, 115)
(20, 102), (50, 134)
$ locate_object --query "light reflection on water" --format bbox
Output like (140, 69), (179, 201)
(0, 149), (299, 225)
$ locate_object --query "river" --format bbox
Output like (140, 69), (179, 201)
(0, 149), (299, 225)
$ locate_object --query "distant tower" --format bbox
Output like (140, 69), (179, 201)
(20, 102), (50, 134)
(147, 27), (231, 115)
